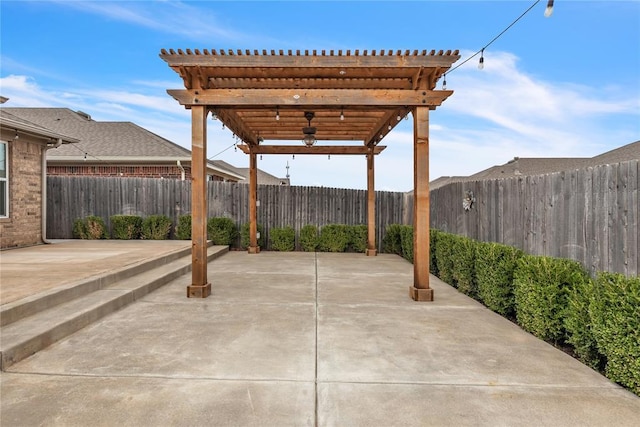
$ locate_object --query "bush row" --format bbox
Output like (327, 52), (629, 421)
(72, 215), (369, 253)
(381, 225), (640, 396)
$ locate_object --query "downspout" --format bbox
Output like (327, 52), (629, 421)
(41, 138), (63, 244)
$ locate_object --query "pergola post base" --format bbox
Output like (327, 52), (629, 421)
(187, 283), (211, 298)
(248, 246), (261, 254)
(366, 248), (378, 256)
(409, 286), (434, 302)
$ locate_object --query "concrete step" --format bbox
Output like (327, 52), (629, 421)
(0, 245), (227, 370)
(1, 244), (194, 327)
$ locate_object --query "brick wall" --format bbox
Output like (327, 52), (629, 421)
(0, 139), (45, 249)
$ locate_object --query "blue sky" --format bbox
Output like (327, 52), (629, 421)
(1, 0), (638, 191)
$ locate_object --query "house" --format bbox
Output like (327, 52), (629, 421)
(0, 105), (79, 249)
(431, 140), (640, 186)
(214, 159), (291, 186)
(1, 108), (245, 182)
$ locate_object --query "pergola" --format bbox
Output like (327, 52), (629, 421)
(161, 48), (460, 301)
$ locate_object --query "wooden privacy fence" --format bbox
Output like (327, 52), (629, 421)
(429, 160), (639, 277)
(47, 176), (411, 251)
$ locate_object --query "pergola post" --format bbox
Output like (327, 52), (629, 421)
(187, 105), (211, 298)
(410, 106), (433, 301)
(366, 148), (377, 256)
(248, 150), (260, 254)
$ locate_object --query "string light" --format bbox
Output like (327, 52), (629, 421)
(444, 0), (542, 79)
(292, 154), (295, 160)
(478, 49), (485, 70)
(397, 114), (401, 121)
(276, 106), (280, 121)
(14, 130), (19, 140)
(340, 107), (344, 121)
(442, 73), (447, 90)
(260, 154), (263, 160)
(544, 0), (554, 17)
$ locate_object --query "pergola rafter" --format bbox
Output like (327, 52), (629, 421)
(161, 48), (460, 301)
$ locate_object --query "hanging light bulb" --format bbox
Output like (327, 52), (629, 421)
(340, 107), (344, 121)
(478, 49), (485, 70)
(442, 73), (447, 90)
(260, 154), (263, 160)
(397, 114), (401, 121)
(388, 124), (392, 130)
(276, 106), (280, 121)
(84, 153), (87, 161)
(234, 144), (237, 152)
(328, 154), (331, 160)
(544, 0), (554, 17)
(292, 154), (295, 160)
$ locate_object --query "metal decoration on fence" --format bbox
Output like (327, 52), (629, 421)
(462, 190), (476, 211)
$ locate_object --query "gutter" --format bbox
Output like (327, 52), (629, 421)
(41, 138), (63, 244)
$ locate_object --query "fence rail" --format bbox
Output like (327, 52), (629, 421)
(429, 160), (639, 277)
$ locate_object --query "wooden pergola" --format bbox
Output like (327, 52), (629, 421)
(161, 48), (460, 301)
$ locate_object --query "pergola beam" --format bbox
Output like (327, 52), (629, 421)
(167, 89), (453, 108)
(237, 145), (386, 155)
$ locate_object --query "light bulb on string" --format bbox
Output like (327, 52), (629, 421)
(544, 0), (554, 17)
(276, 106), (280, 121)
(340, 108), (344, 121)
(260, 154), (263, 160)
(478, 49), (485, 70)
(442, 73), (447, 90)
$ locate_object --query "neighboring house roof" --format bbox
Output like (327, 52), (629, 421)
(213, 159), (291, 186)
(430, 140), (640, 188)
(589, 140), (640, 165)
(466, 157), (590, 181)
(0, 109), (79, 145)
(1, 108), (244, 181)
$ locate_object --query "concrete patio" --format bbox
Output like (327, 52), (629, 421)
(1, 241), (639, 426)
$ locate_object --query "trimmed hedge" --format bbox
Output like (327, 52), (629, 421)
(399, 225), (413, 263)
(300, 225), (319, 252)
(270, 226), (295, 251)
(382, 224), (404, 256)
(451, 235), (477, 298)
(208, 217), (237, 246)
(349, 225), (368, 253)
(240, 223), (265, 249)
(514, 256), (590, 343)
(565, 276), (604, 370)
(110, 215), (142, 240)
(476, 242), (523, 317)
(141, 215), (172, 240)
(590, 273), (640, 394)
(319, 224), (350, 252)
(434, 232), (456, 287)
(72, 215), (107, 240)
(175, 215), (192, 240)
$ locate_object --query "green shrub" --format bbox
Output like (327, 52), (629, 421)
(451, 235), (478, 298)
(110, 215), (142, 240)
(208, 217), (237, 245)
(434, 232), (456, 286)
(319, 224), (350, 252)
(476, 242), (523, 316)
(300, 225), (319, 252)
(565, 276), (604, 370)
(240, 223), (264, 249)
(175, 215), (192, 240)
(141, 215), (172, 240)
(590, 273), (640, 394)
(72, 215), (107, 240)
(382, 224), (404, 256)
(399, 225), (413, 263)
(514, 256), (589, 343)
(430, 229), (441, 276)
(270, 226), (295, 251)
(348, 225), (368, 253)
